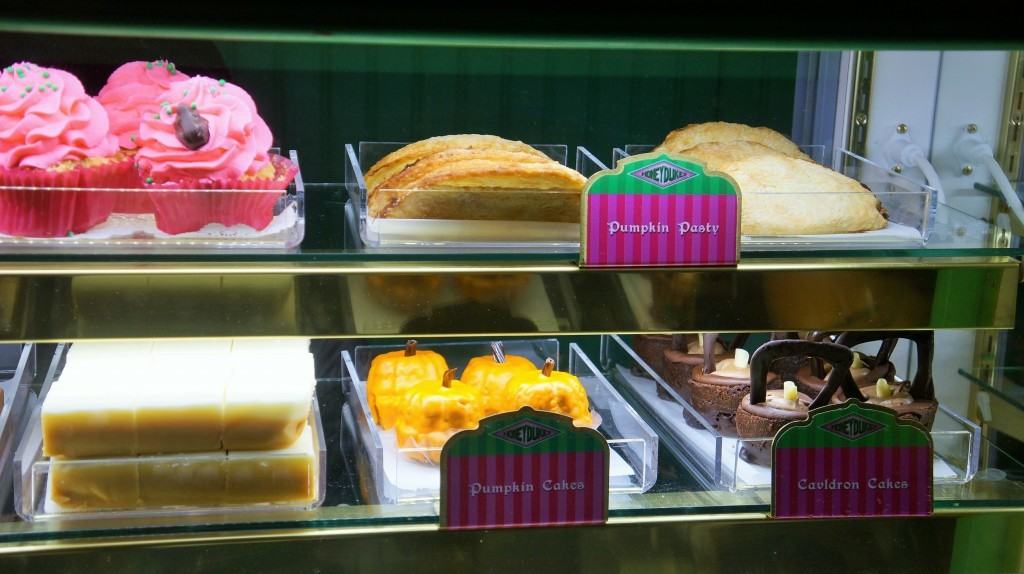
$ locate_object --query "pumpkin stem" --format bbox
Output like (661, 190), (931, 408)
(405, 340), (417, 357)
(490, 341), (506, 363)
(442, 368), (457, 388)
(542, 358), (555, 377)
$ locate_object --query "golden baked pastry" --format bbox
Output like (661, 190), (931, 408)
(723, 155), (887, 235)
(363, 134), (550, 194)
(668, 141), (788, 172)
(656, 122), (810, 160)
(368, 148), (586, 222)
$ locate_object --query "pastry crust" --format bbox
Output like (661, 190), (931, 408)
(363, 134), (550, 194)
(656, 121), (810, 160)
(369, 149), (585, 222)
(666, 141), (788, 172)
(721, 155), (887, 235)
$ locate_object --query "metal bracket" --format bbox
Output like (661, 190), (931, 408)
(996, 51), (1023, 180)
(846, 51), (873, 157)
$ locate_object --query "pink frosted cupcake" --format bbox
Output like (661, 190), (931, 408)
(97, 59), (190, 213)
(136, 76), (297, 234)
(0, 62), (131, 237)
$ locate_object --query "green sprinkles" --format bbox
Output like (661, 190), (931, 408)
(167, 63), (176, 74)
(0, 86), (6, 92)
(41, 71), (49, 79)
(190, 102), (197, 110)
(16, 68), (24, 78)
(146, 62), (154, 69)
(24, 85), (32, 92)
(153, 113), (161, 119)
(66, 231), (74, 237)
(183, 89), (189, 96)
(145, 177), (153, 184)
(218, 78), (226, 86)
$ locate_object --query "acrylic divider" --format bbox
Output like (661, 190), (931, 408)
(601, 334), (979, 492)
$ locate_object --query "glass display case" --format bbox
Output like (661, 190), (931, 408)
(0, 13), (1022, 573)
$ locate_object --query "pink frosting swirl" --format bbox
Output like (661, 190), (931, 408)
(98, 60), (190, 149)
(136, 76), (273, 183)
(0, 62), (118, 169)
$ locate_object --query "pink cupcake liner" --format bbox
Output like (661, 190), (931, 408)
(147, 154), (298, 235)
(0, 167), (82, 237)
(73, 156), (137, 232)
(111, 192), (154, 214)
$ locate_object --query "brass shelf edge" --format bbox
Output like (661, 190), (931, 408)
(0, 506), (1020, 556)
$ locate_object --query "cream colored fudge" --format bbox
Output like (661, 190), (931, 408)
(42, 339), (314, 458)
(41, 355), (147, 457)
(134, 358), (227, 454)
(50, 459), (140, 510)
(49, 424), (317, 510)
(223, 354), (314, 451)
(225, 424), (317, 504)
(138, 454), (226, 507)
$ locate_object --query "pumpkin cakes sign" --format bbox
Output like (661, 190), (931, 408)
(440, 407), (610, 530)
(581, 152), (740, 267)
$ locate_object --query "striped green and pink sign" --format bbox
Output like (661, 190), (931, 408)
(440, 407), (609, 530)
(772, 401), (933, 519)
(582, 153), (739, 267)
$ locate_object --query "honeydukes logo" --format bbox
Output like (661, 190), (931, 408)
(491, 420), (561, 448)
(629, 160), (698, 189)
(821, 414), (885, 441)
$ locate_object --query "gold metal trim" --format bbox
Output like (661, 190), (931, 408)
(0, 258), (1016, 340)
(846, 51), (874, 156)
(0, 507), (1014, 555)
(997, 51), (1024, 178)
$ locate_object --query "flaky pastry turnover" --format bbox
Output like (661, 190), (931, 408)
(656, 121), (811, 161)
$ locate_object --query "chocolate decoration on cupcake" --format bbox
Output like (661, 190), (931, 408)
(659, 334), (732, 402)
(687, 333), (754, 437)
(835, 333), (899, 388)
(661, 334), (745, 427)
(834, 331), (938, 429)
(768, 332), (810, 383)
(173, 103), (209, 150)
(736, 340), (861, 466)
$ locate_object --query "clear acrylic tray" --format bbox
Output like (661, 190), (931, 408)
(612, 145), (932, 250)
(342, 339), (658, 504)
(602, 334), (980, 492)
(345, 142), (606, 249)
(0, 344), (35, 520)
(14, 344), (325, 521)
(0, 149), (305, 251)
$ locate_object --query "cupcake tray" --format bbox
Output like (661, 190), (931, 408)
(13, 344), (325, 522)
(0, 150), (304, 251)
(602, 334), (980, 492)
(341, 339), (658, 504)
(612, 145), (931, 250)
(0, 344), (35, 520)
(346, 143), (606, 249)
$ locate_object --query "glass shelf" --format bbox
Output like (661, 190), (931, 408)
(1, 352), (1023, 545)
(959, 367), (1024, 415)
(0, 185), (1018, 264)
